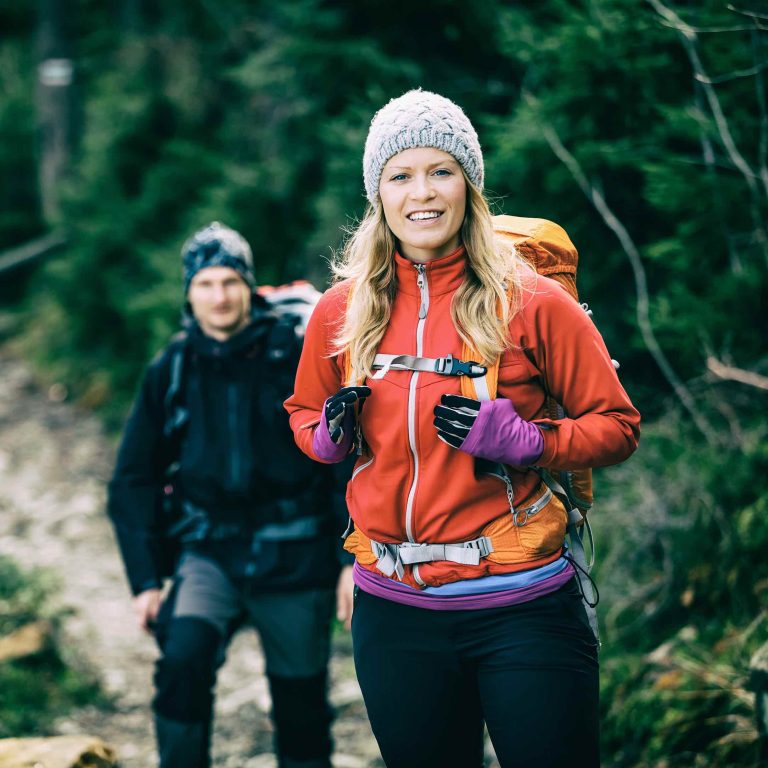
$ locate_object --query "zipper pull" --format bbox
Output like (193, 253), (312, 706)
(415, 264), (427, 319)
(503, 473), (516, 516)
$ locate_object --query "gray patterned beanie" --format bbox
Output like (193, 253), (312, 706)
(181, 222), (256, 294)
(363, 89), (484, 204)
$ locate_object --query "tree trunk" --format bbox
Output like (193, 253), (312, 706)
(36, 0), (75, 224)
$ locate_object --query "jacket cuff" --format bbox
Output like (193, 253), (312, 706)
(534, 422), (560, 467)
(312, 402), (353, 463)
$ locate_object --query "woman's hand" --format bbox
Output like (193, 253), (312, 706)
(325, 386), (371, 444)
(434, 394), (544, 467)
(312, 386), (371, 462)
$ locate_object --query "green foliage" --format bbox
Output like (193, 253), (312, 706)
(593, 385), (768, 765)
(2, 0), (767, 761)
(0, 653), (102, 737)
(0, 555), (55, 636)
(601, 620), (764, 767)
(0, 555), (103, 736)
(0, 35), (43, 245)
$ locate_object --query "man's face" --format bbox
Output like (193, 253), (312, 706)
(187, 266), (252, 341)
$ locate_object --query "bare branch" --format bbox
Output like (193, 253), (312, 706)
(754, 28), (768, 197)
(0, 231), (67, 275)
(706, 356), (768, 390)
(728, 4), (768, 22)
(658, 20), (766, 33)
(647, 0), (767, 200)
(695, 59), (768, 84)
(523, 97), (718, 443)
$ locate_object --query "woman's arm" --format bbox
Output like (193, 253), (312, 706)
(284, 283), (349, 461)
(523, 278), (641, 470)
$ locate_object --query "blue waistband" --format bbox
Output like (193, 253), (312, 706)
(420, 556), (570, 596)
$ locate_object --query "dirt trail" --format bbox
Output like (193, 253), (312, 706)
(0, 353), (382, 768)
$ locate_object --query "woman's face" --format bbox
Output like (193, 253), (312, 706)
(378, 147), (467, 263)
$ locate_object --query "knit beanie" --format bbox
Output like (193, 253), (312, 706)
(181, 222), (256, 294)
(363, 89), (484, 204)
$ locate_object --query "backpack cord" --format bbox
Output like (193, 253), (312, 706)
(563, 552), (600, 609)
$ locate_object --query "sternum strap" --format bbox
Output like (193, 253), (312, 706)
(372, 353), (486, 380)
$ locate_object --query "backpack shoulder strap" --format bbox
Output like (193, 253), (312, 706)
(162, 333), (190, 440)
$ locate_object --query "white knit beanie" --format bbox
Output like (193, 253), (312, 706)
(363, 89), (484, 204)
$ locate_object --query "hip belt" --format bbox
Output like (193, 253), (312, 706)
(344, 483), (559, 581)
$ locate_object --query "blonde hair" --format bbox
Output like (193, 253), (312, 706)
(332, 176), (526, 382)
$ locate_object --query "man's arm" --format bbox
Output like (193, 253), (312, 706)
(108, 355), (174, 597)
(335, 565), (354, 632)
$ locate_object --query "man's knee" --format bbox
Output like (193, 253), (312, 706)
(153, 616), (222, 722)
(268, 672), (333, 763)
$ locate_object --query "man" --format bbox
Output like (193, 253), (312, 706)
(108, 222), (352, 768)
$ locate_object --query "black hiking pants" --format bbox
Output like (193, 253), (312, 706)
(153, 551), (334, 768)
(352, 578), (600, 768)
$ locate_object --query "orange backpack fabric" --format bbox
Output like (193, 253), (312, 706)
(459, 215), (593, 515)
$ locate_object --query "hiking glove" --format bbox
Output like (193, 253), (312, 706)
(434, 394), (544, 467)
(313, 386), (371, 462)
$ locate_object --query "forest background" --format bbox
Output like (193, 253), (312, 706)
(1, 0), (767, 765)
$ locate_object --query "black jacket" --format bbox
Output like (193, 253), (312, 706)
(108, 314), (351, 596)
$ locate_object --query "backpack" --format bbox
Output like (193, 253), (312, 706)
(466, 215), (599, 636)
(463, 215), (594, 523)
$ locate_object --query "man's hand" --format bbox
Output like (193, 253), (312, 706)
(335, 565), (355, 631)
(133, 588), (162, 634)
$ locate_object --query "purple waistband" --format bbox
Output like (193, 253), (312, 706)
(352, 560), (576, 611)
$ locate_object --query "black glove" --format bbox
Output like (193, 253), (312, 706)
(325, 386), (371, 444)
(433, 394), (480, 449)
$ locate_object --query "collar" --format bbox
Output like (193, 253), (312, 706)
(394, 244), (467, 297)
(187, 316), (271, 358)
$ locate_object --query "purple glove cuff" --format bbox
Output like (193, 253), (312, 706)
(459, 399), (544, 467)
(312, 401), (353, 463)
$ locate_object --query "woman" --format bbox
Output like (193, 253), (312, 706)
(285, 89), (640, 768)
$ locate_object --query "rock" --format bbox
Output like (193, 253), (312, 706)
(0, 735), (117, 767)
(0, 620), (51, 663)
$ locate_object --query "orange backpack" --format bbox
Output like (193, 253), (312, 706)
(460, 215), (594, 521)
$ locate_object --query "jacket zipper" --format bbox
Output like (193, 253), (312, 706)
(405, 264), (428, 585)
(351, 456), (374, 480)
(228, 382), (242, 488)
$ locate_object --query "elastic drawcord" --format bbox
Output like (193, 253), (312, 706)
(563, 552), (600, 609)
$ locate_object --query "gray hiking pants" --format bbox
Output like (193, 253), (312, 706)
(153, 550), (334, 768)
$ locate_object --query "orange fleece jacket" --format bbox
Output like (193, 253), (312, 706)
(285, 246), (640, 586)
